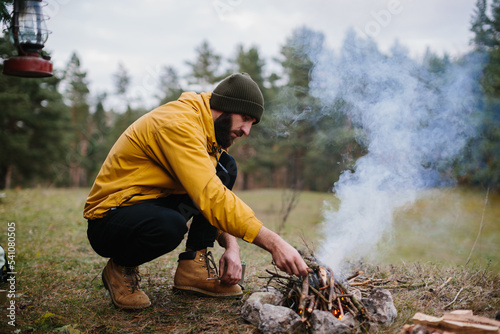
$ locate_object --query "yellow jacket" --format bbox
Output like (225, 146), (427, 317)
(83, 92), (263, 243)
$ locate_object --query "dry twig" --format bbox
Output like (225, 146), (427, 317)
(443, 287), (464, 309)
(465, 187), (489, 266)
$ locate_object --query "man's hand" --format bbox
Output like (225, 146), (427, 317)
(252, 226), (310, 277)
(218, 232), (242, 285)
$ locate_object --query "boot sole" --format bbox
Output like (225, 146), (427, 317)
(102, 270), (151, 309)
(172, 285), (243, 299)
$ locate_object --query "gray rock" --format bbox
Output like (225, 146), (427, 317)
(340, 312), (357, 329)
(248, 291), (281, 305)
(241, 297), (263, 326)
(411, 324), (431, 334)
(258, 304), (302, 334)
(310, 310), (351, 334)
(256, 286), (284, 304)
(241, 291), (284, 326)
(361, 288), (397, 325)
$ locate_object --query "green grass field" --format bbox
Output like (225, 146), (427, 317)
(0, 187), (498, 333)
(236, 187), (500, 273)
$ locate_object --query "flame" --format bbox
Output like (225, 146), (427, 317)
(333, 309), (343, 320)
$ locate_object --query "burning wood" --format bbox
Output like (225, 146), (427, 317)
(260, 254), (376, 328)
(242, 252), (397, 333)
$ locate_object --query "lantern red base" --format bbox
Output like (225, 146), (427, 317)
(3, 56), (53, 78)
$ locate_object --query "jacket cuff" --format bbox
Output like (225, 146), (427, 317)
(216, 229), (224, 244)
(242, 220), (263, 243)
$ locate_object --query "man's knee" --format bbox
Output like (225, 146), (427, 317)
(154, 210), (188, 240)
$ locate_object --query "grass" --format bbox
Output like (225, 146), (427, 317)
(377, 188), (500, 272)
(0, 187), (498, 333)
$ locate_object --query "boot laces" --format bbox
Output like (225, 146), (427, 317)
(123, 266), (141, 293)
(201, 251), (219, 279)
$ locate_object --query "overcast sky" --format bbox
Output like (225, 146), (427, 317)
(41, 0), (477, 109)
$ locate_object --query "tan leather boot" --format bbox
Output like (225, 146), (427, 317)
(173, 249), (242, 298)
(102, 259), (151, 309)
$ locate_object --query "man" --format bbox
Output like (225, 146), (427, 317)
(84, 73), (309, 309)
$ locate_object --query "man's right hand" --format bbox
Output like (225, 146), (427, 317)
(252, 226), (310, 276)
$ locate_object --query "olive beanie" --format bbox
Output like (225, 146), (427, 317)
(210, 73), (264, 124)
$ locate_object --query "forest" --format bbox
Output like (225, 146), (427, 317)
(0, 0), (499, 193)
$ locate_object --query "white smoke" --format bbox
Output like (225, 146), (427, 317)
(310, 30), (482, 272)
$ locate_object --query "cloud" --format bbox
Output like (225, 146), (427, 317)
(41, 0), (475, 108)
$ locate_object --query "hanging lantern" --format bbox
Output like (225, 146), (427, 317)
(3, 0), (53, 78)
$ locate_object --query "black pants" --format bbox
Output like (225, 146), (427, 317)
(87, 152), (237, 267)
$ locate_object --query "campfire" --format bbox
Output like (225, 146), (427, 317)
(241, 252), (397, 333)
(264, 255), (374, 325)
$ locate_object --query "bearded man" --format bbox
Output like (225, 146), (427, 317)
(84, 73), (309, 309)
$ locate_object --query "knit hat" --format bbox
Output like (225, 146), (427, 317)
(210, 73), (264, 124)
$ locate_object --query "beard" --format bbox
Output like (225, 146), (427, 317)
(214, 112), (234, 149)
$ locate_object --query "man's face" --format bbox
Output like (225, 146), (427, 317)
(214, 112), (255, 149)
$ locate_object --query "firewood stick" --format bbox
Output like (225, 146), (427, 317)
(288, 286), (301, 308)
(328, 268), (335, 310)
(346, 297), (359, 316)
(320, 289), (328, 311)
(328, 288), (334, 310)
(350, 279), (372, 286)
(264, 269), (297, 281)
(337, 297), (344, 317)
(336, 280), (375, 321)
(375, 282), (428, 289)
(347, 270), (363, 281)
(322, 294), (330, 311)
(316, 296), (324, 311)
(309, 285), (330, 304)
(298, 275), (309, 315)
(307, 296), (316, 313)
(304, 258), (320, 271)
(351, 296), (369, 317)
(342, 302), (355, 317)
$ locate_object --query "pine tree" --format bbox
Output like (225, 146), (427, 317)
(471, 0), (494, 50)
(86, 92), (111, 180)
(228, 44), (273, 189)
(0, 0), (13, 25)
(113, 61), (131, 108)
(63, 52), (91, 187)
(232, 45), (266, 92)
(465, 0), (500, 189)
(185, 40), (224, 91)
(490, 0), (500, 41)
(0, 36), (71, 188)
(107, 62), (147, 146)
(158, 65), (184, 105)
(273, 26), (326, 189)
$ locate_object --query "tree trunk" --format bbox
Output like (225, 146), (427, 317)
(0, 166), (6, 189)
(5, 165), (12, 190)
(242, 172), (249, 190)
(0, 165), (13, 190)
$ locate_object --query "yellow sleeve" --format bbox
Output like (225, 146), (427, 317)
(149, 117), (262, 242)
